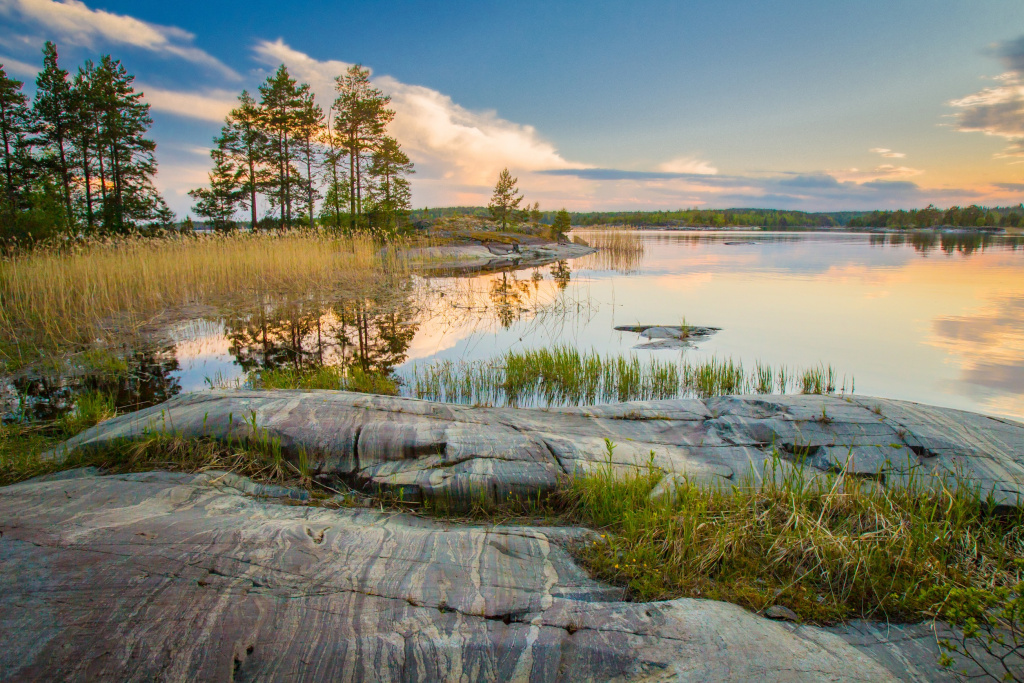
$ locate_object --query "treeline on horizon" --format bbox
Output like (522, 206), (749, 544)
(412, 205), (1024, 229)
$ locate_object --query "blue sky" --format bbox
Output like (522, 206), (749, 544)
(3, 0), (1024, 215)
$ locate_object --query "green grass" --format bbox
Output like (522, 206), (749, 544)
(248, 365), (399, 395)
(1, 388), (117, 483)
(403, 346), (851, 407)
(562, 454), (1023, 623)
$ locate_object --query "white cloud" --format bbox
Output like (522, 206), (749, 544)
(657, 156), (718, 175)
(830, 164), (924, 183)
(0, 53), (37, 77)
(0, 0), (238, 79)
(869, 147), (906, 159)
(949, 35), (1024, 157)
(251, 39), (586, 204)
(141, 85), (235, 123)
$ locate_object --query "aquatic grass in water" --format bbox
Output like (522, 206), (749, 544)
(404, 346), (852, 406)
(247, 365), (399, 395)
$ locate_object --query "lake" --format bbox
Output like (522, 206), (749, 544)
(8, 229), (1024, 422)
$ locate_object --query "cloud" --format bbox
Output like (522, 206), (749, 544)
(870, 147), (906, 159)
(950, 34), (1024, 157)
(0, 53), (36, 77)
(251, 39), (586, 203)
(829, 164), (924, 183)
(0, 0), (238, 78)
(141, 85), (236, 123)
(657, 156), (717, 175)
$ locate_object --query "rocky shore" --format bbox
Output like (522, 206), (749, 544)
(4, 391), (1024, 680)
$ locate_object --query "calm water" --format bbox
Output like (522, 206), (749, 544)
(7, 230), (1024, 422)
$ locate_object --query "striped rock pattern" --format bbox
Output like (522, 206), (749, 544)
(50, 390), (1024, 508)
(0, 470), (963, 680)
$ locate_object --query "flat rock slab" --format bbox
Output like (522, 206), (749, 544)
(49, 391), (1024, 508)
(614, 324), (721, 349)
(417, 242), (596, 276)
(0, 471), (982, 680)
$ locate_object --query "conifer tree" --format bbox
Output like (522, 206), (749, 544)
(219, 90), (267, 230)
(34, 41), (76, 226)
(321, 111), (349, 232)
(94, 55), (162, 232)
(295, 89), (324, 228)
(551, 208), (572, 240)
(0, 65), (32, 225)
(366, 135), (413, 234)
(259, 65), (304, 227)
(332, 64), (394, 232)
(189, 146), (239, 231)
(488, 168), (522, 230)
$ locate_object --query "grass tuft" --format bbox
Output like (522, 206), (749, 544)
(404, 346), (851, 406)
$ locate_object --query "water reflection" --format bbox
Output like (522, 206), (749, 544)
(5, 350), (180, 421)
(5, 230), (1024, 423)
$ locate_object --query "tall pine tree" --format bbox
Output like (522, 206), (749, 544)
(332, 65), (394, 232)
(34, 41), (76, 226)
(259, 65), (304, 228)
(0, 65), (32, 226)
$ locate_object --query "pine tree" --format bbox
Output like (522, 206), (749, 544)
(0, 65), (33, 226)
(94, 55), (163, 232)
(488, 168), (522, 230)
(332, 64), (394, 232)
(220, 90), (267, 230)
(259, 65), (304, 228)
(295, 89), (324, 228)
(34, 41), (76, 227)
(189, 146), (239, 231)
(529, 201), (542, 224)
(366, 135), (413, 235)
(551, 208), (572, 240)
(71, 61), (100, 231)
(321, 111), (349, 232)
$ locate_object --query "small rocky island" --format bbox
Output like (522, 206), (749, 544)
(615, 324), (721, 349)
(2, 391), (1023, 680)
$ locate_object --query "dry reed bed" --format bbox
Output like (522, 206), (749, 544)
(0, 231), (423, 367)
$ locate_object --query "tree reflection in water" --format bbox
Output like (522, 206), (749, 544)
(223, 281), (421, 377)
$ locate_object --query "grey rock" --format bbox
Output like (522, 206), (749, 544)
(45, 391), (1024, 509)
(614, 324), (721, 349)
(648, 473), (686, 503)
(0, 471), (976, 681)
(765, 605), (800, 622)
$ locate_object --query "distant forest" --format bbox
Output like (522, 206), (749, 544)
(411, 205), (1024, 229)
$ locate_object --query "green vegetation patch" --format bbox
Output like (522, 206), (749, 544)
(248, 365), (399, 395)
(405, 345), (851, 407)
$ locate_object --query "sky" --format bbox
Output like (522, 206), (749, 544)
(3, 0), (1024, 215)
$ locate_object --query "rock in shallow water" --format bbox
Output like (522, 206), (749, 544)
(0, 471), (977, 680)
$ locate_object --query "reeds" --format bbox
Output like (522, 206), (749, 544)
(403, 345), (851, 406)
(0, 230), (425, 367)
(573, 229), (646, 273)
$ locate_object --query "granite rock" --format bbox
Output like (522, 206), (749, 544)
(47, 391), (1024, 509)
(0, 470), (986, 681)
